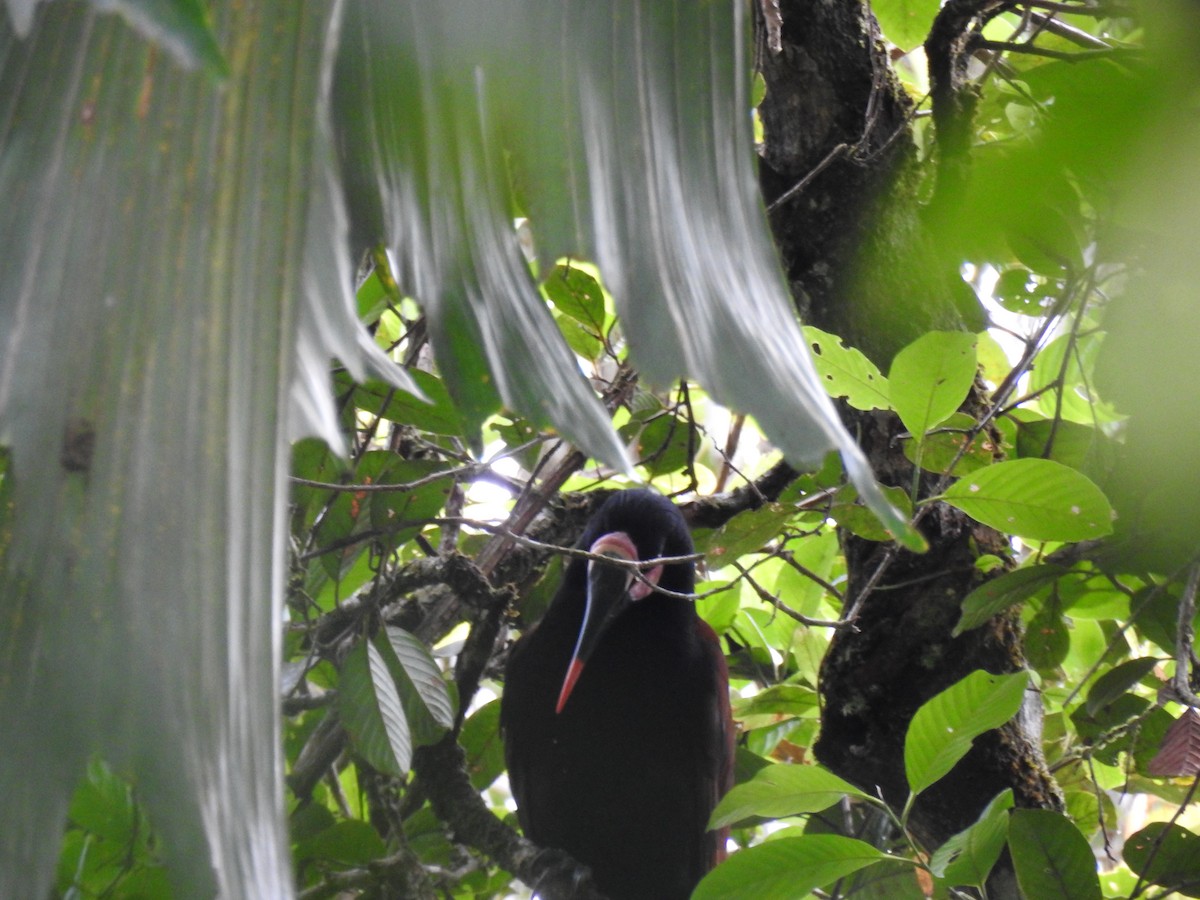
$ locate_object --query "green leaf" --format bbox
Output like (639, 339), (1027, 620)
(349, 370), (466, 436)
(702, 502), (796, 564)
(1009, 809), (1102, 900)
(903, 411), (995, 477)
(1014, 416), (1116, 479)
(459, 700), (506, 790)
(889, 331), (978, 441)
(803, 326), (890, 411)
(1029, 332), (1122, 427)
(332, 0), (629, 468)
(1124, 822), (1200, 897)
(694, 834), (893, 900)
(553, 308), (607, 362)
(942, 458), (1114, 542)
(930, 789), (1013, 888)
(339, 641), (412, 777)
(732, 684), (820, 721)
(366, 457), (454, 552)
(1025, 603), (1071, 673)
(954, 564), (1066, 636)
(543, 262), (606, 330)
(993, 268), (1060, 317)
(905, 670), (1029, 796)
(67, 758), (136, 844)
(870, 0), (940, 50)
(1008, 204), (1085, 276)
(1069, 693), (1151, 768)
(622, 412), (692, 476)
(377, 627), (455, 748)
(1085, 656), (1159, 716)
(709, 765), (869, 829)
(293, 819), (388, 868)
(832, 484), (914, 543)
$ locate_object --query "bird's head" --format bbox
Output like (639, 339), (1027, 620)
(555, 490), (695, 713)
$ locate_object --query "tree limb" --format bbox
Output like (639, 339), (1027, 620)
(412, 734), (610, 900)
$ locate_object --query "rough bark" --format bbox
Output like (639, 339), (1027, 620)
(757, 0), (982, 365)
(756, 0), (1062, 885)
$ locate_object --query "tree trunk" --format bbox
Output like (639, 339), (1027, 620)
(756, 0), (1061, 887)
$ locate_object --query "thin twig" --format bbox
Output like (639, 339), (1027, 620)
(766, 143), (849, 212)
(290, 464), (473, 493)
(1026, 10), (1114, 48)
(843, 546), (898, 623)
(976, 38), (1123, 61)
(1021, 0), (1133, 17)
(779, 550), (847, 605)
(732, 562), (847, 629)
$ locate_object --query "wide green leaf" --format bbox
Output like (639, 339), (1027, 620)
(905, 670), (1029, 796)
(292, 819), (388, 870)
(889, 331), (978, 443)
(701, 502), (797, 564)
(930, 789), (1013, 888)
(1014, 416), (1116, 478)
(942, 458), (1114, 542)
(543, 262), (607, 331)
(1124, 822), (1200, 897)
(694, 834), (893, 900)
(870, 0), (940, 50)
(710, 764), (868, 829)
(339, 640), (412, 777)
(0, 4), (388, 895)
(346, 370), (465, 436)
(378, 626), (456, 748)
(1009, 809), (1102, 900)
(953, 564), (1067, 636)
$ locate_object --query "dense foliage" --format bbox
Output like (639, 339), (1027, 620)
(5, 0), (1200, 898)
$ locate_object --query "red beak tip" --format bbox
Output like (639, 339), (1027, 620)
(555, 659), (585, 714)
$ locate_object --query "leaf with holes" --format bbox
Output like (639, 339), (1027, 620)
(803, 326), (890, 411)
(1124, 822), (1200, 898)
(942, 458), (1114, 542)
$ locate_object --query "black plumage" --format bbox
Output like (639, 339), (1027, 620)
(501, 490), (733, 900)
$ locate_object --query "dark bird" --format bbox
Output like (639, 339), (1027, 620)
(501, 489), (734, 900)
